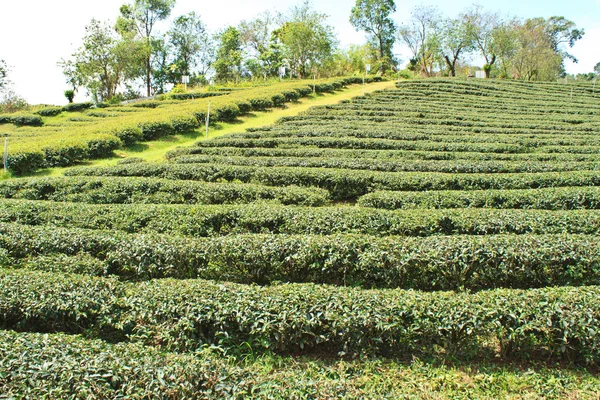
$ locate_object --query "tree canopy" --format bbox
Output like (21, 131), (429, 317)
(350, 0), (396, 73)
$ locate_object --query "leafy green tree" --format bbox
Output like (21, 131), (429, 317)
(595, 62), (600, 76)
(277, 1), (337, 78)
(398, 6), (440, 76)
(213, 27), (243, 82)
(439, 16), (474, 77)
(350, 0), (396, 74)
(118, 0), (176, 96)
(541, 16), (584, 63)
(0, 60), (8, 90)
(512, 19), (562, 81)
(64, 90), (75, 103)
(464, 6), (501, 78)
(168, 12), (212, 80)
(239, 12), (283, 79)
(60, 19), (146, 102)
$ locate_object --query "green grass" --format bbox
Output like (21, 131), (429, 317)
(22, 81), (393, 178)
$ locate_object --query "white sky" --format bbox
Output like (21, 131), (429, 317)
(1, 0), (598, 105)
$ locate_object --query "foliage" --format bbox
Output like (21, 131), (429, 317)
(213, 27), (244, 82)
(2, 268), (600, 363)
(0, 59), (8, 90)
(60, 19), (147, 102)
(276, 1), (337, 78)
(167, 12), (214, 81)
(349, 0), (396, 73)
(64, 89), (75, 103)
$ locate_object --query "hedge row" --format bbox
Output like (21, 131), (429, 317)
(7, 77), (371, 175)
(0, 113), (43, 126)
(170, 154), (599, 174)
(1, 223), (599, 290)
(358, 186), (600, 211)
(0, 330), (251, 398)
(2, 269), (600, 363)
(166, 144), (600, 163)
(0, 176), (330, 206)
(4, 331), (596, 399)
(195, 136), (534, 154)
(7, 134), (122, 175)
(169, 91), (226, 100)
(66, 163), (600, 200)
(2, 200), (600, 237)
(226, 124), (599, 144)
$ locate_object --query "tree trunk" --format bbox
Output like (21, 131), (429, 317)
(484, 55), (496, 78)
(379, 35), (385, 74)
(146, 56), (151, 97)
(444, 55), (456, 77)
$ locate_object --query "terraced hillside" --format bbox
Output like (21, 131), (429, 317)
(2, 79), (600, 398)
(0, 77), (375, 174)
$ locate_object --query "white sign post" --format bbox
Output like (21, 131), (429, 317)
(363, 64), (370, 96)
(182, 75), (190, 91)
(279, 66), (286, 81)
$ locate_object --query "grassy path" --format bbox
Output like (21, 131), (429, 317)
(26, 81), (394, 178)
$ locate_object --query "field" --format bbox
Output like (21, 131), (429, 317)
(1, 78), (600, 398)
(0, 77), (377, 175)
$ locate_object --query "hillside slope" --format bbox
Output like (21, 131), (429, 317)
(1, 78), (600, 398)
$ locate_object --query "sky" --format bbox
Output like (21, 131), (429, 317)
(0, 0), (598, 105)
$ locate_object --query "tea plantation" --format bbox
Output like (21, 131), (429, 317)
(2, 79), (600, 398)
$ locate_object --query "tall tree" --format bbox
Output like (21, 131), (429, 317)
(60, 19), (146, 102)
(512, 19), (562, 81)
(439, 15), (474, 77)
(118, 0), (176, 96)
(277, 1), (337, 78)
(398, 6), (440, 76)
(239, 12), (281, 78)
(0, 60), (8, 90)
(349, 0), (396, 73)
(213, 27), (243, 82)
(541, 16), (584, 63)
(464, 6), (501, 78)
(168, 12), (213, 80)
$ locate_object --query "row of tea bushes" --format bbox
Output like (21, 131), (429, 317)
(66, 163), (600, 200)
(0, 176), (330, 206)
(0, 330), (252, 398)
(7, 77), (374, 174)
(169, 154), (600, 174)
(166, 144), (600, 162)
(1, 269), (600, 363)
(2, 200), (600, 237)
(358, 186), (600, 210)
(1, 223), (599, 290)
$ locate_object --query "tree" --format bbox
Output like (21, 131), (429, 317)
(60, 19), (146, 102)
(512, 19), (562, 81)
(595, 62), (600, 77)
(464, 6), (501, 78)
(118, 0), (176, 96)
(398, 6), (440, 76)
(168, 12), (213, 82)
(0, 60), (8, 90)
(350, 0), (396, 73)
(541, 16), (584, 63)
(277, 1), (337, 78)
(439, 15), (474, 77)
(213, 27), (243, 82)
(64, 90), (75, 103)
(239, 12), (282, 78)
